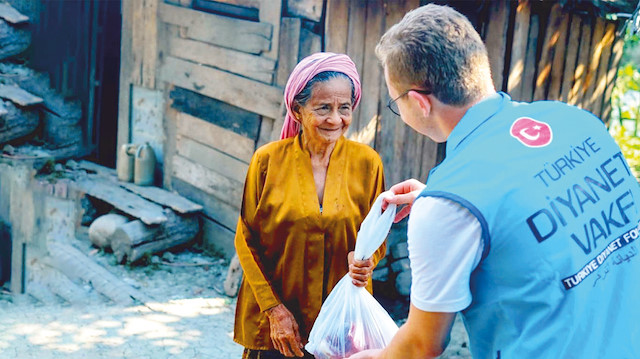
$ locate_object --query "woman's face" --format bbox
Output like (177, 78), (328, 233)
(295, 77), (353, 146)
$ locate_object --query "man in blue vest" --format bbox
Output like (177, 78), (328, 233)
(349, 4), (640, 359)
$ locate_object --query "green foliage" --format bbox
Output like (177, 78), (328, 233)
(611, 125), (640, 179)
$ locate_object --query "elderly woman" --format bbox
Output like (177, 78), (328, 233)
(234, 53), (387, 358)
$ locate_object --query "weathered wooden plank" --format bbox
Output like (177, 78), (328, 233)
(170, 86), (261, 140)
(76, 160), (203, 214)
(324, 0), (349, 54)
(507, 0), (531, 100)
(484, 0), (511, 91)
(172, 155), (244, 209)
(601, 35), (624, 122)
(547, 12), (570, 100)
(202, 216), (236, 260)
(591, 22), (615, 118)
(158, 2), (272, 54)
(142, 0), (158, 89)
(0, 18), (30, 61)
(168, 33), (276, 84)
(72, 176), (168, 225)
(0, 84), (43, 106)
(160, 56), (283, 119)
(171, 177), (240, 231)
(299, 25), (322, 60)
(193, 0), (259, 22)
(287, 0), (323, 22)
(583, 17), (606, 110)
(569, 18), (593, 106)
(560, 14), (581, 103)
(0, 100), (39, 144)
(350, 0), (383, 145)
(533, 3), (563, 101)
(346, 1), (366, 84)
(259, 0), (281, 61)
(210, 0), (259, 8)
(256, 116), (274, 149)
(176, 135), (249, 183)
(0, 3), (29, 24)
(176, 111), (255, 163)
(118, 0), (135, 152)
(520, 11), (539, 102)
(275, 17), (301, 87)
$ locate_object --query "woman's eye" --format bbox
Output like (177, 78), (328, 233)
(339, 105), (352, 114)
(315, 106), (330, 114)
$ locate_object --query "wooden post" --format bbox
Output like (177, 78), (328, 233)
(560, 14), (582, 103)
(484, 1), (511, 92)
(533, 3), (564, 101)
(507, 0), (531, 101)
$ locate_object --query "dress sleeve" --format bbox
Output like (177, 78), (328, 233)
(407, 196), (484, 313)
(369, 156), (387, 266)
(234, 153), (281, 312)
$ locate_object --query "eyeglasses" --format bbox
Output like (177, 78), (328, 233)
(386, 89), (432, 116)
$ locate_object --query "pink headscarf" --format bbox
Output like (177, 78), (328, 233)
(280, 52), (362, 140)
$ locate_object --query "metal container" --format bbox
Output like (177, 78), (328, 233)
(134, 142), (156, 186)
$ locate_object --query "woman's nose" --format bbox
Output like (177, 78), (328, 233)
(327, 109), (342, 124)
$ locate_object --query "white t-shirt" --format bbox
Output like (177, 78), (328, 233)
(407, 196), (484, 313)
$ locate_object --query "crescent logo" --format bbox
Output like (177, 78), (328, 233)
(510, 117), (553, 147)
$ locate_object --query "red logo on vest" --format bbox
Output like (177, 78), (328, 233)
(510, 117), (553, 147)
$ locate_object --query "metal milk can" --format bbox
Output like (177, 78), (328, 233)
(134, 142), (156, 186)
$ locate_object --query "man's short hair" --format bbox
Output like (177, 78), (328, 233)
(376, 4), (492, 106)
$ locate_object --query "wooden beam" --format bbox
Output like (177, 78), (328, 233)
(484, 0), (511, 91)
(560, 14), (581, 103)
(507, 1), (531, 101)
(176, 111), (255, 163)
(0, 84), (42, 106)
(172, 155), (244, 209)
(0, 3), (29, 24)
(160, 56), (283, 119)
(171, 177), (240, 230)
(118, 0), (135, 154)
(158, 2), (272, 55)
(168, 35), (276, 84)
(547, 12), (570, 100)
(259, 0), (281, 60)
(169, 86), (261, 140)
(176, 135), (249, 183)
(533, 3), (563, 101)
(324, 0), (349, 54)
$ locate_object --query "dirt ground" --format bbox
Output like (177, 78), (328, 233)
(0, 236), (471, 359)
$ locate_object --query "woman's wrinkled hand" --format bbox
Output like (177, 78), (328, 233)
(382, 179), (426, 222)
(348, 251), (374, 287)
(265, 304), (305, 357)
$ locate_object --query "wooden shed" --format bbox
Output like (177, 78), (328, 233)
(118, 0), (636, 258)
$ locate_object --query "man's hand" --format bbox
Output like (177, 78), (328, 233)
(382, 179), (426, 222)
(265, 304), (305, 357)
(348, 251), (374, 287)
(346, 349), (382, 358)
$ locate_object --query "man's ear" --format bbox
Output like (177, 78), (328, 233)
(408, 90), (431, 117)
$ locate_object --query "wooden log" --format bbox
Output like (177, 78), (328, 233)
(0, 100), (39, 145)
(583, 17), (606, 110)
(484, 0), (511, 91)
(47, 241), (151, 305)
(569, 18), (593, 106)
(0, 3), (29, 24)
(224, 253), (243, 297)
(168, 35), (276, 84)
(88, 213), (131, 249)
(507, 0), (531, 100)
(158, 2), (272, 55)
(520, 11), (539, 102)
(0, 84), (43, 106)
(169, 86), (261, 140)
(160, 56), (283, 119)
(110, 210), (200, 263)
(560, 14), (582, 102)
(0, 19), (29, 61)
(286, 0), (323, 22)
(176, 111), (255, 163)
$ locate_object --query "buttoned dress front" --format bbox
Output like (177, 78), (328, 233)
(233, 134), (386, 350)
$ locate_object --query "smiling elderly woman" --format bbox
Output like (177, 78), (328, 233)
(234, 53), (387, 359)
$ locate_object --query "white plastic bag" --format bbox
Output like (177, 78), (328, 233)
(306, 192), (399, 359)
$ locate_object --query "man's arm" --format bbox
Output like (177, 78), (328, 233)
(348, 305), (456, 359)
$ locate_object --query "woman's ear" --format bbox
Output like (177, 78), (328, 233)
(408, 90), (431, 118)
(292, 102), (302, 121)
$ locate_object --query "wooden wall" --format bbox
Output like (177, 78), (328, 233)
(119, 0), (628, 258)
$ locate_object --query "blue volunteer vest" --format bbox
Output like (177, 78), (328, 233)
(419, 92), (640, 359)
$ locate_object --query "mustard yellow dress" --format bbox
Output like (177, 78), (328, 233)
(233, 134), (386, 350)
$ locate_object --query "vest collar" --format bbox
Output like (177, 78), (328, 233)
(446, 91), (510, 153)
